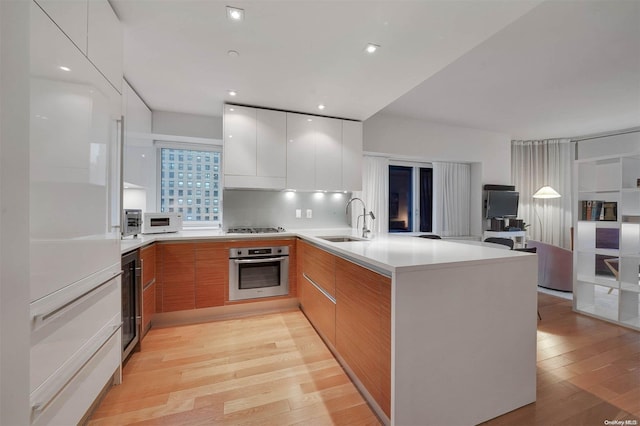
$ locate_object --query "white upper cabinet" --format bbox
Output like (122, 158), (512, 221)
(87, 0), (123, 92)
(224, 105), (257, 176)
(224, 105), (287, 189)
(286, 112), (319, 191)
(225, 105), (362, 191)
(123, 81), (154, 196)
(34, 0), (88, 54)
(313, 116), (342, 191)
(287, 113), (362, 191)
(256, 108), (287, 179)
(342, 120), (363, 191)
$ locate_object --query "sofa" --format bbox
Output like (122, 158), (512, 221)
(526, 240), (573, 292)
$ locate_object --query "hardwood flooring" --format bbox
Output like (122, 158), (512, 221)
(88, 310), (380, 425)
(90, 293), (639, 425)
(484, 293), (640, 426)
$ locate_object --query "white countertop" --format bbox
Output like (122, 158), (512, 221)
(121, 228), (532, 275)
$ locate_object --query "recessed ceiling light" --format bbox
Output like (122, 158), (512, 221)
(307, 118), (313, 122)
(226, 6), (244, 21)
(228, 90), (237, 97)
(365, 43), (380, 54)
(59, 66), (71, 71)
(317, 104), (325, 110)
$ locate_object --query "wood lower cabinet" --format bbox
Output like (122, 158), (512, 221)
(154, 238), (297, 313)
(195, 242), (227, 309)
(335, 257), (391, 418)
(140, 244), (156, 336)
(157, 243), (195, 312)
(300, 240), (336, 297)
(299, 273), (336, 346)
(298, 239), (390, 418)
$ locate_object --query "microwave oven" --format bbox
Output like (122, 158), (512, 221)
(142, 212), (182, 234)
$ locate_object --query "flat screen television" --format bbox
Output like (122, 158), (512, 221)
(486, 190), (519, 218)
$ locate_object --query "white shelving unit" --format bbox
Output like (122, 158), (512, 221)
(573, 153), (640, 330)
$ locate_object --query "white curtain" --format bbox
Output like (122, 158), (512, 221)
(511, 139), (573, 248)
(351, 156), (389, 236)
(432, 162), (471, 237)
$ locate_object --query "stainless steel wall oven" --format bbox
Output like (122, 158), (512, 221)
(229, 246), (289, 301)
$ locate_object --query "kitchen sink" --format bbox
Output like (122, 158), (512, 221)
(318, 236), (367, 242)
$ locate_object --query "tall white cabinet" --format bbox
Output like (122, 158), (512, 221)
(573, 153), (640, 330)
(29, 2), (123, 424)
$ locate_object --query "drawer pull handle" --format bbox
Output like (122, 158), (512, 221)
(303, 273), (336, 304)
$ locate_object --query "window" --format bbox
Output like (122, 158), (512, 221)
(159, 147), (222, 225)
(389, 163), (433, 232)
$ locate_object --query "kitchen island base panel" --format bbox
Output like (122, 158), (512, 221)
(393, 256), (538, 425)
(151, 298), (299, 328)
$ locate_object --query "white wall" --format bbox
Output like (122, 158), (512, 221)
(153, 110), (222, 140)
(364, 112), (512, 236)
(0, 1), (31, 423)
(364, 112), (512, 184)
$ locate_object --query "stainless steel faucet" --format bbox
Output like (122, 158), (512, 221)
(345, 197), (375, 238)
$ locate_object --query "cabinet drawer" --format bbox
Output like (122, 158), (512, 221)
(30, 276), (121, 393)
(32, 331), (121, 426)
(302, 242), (336, 297)
(301, 274), (336, 346)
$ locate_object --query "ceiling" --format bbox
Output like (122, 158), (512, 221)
(111, 0), (640, 140)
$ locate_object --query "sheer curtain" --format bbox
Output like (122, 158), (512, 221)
(351, 156), (389, 236)
(432, 162), (471, 237)
(511, 139), (573, 248)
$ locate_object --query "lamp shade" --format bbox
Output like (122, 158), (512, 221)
(533, 185), (561, 199)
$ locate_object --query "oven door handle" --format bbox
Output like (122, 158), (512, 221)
(232, 257), (287, 264)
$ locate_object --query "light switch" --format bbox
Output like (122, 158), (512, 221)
(295, 209), (302, 218)
(306, 209), (312, 219)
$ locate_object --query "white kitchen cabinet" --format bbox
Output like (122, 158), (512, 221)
(87, 0), (123, 92)
(342, 120), (363, 191)
(224, 105), (287, 189)
(34, 0), (88, 54)
(224, 105), (257, 177)
(256, 108), (287, 179)
(314, 116), (343, 190)
(123, 80), (155, 211)
(286, 112), (318, 190)
(287, 112), (348, 191)
(30, 3), (122, 423)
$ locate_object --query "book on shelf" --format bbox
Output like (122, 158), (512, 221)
(579, 200), (617, 221)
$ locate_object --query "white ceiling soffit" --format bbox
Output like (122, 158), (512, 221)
(111, 0), (541, 121)
(379, 0), (640, 139)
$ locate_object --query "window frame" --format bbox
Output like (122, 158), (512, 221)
(155, 141), (223, 228)
(388, 160), (433, 233)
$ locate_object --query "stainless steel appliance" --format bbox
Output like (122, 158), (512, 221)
(121, 250), (140, 361)
(122, 209), (142, 238)
(143, 212), (182, 234)
(229, 245), (289, 300)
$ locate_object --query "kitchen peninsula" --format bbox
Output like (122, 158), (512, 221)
(122, 230), (537, 425)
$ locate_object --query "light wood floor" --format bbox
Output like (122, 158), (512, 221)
(90, 293), (639, 425)
(88, 309), (381, 425)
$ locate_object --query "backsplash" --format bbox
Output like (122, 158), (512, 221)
(223, 190), (352, 230)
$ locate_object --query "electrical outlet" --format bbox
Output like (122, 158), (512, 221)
(295, 209), (301, 218)
(306, 209), (313, 219)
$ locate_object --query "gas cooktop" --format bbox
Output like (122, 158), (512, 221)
(226, 226), (286, 234)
